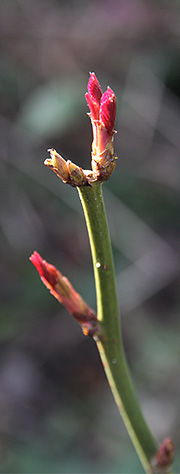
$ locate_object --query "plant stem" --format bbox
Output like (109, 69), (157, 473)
(78, 182), (159, 474)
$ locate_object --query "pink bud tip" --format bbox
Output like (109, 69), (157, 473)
(156, 437), (175, 468)
(87, 72), (102, 103)
(86, 73), (103, 122)
(29, 251), (58, 290)
(86, 73), (116, 136)
(85, 92), (100, 121)
(100, 87), (116, 134)
(30, 251), (99, 335)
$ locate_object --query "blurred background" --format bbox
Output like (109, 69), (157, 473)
(0, 0), (180, 472)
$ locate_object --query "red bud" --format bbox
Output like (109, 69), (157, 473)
(30, 251), (58, 290)
(85, 92), (100, 121)
(86, 72), (102, 121)
(87, 72), (102, 103)
(100, 87), (116, 134)
(86, 74), (117, 179)
(30, 252), (101, 337)
(154, 437), (175, 469)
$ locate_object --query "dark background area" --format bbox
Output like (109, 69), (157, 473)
(0, 1), (180, 472)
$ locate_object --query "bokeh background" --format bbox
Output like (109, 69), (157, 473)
(0, 1), (180, 472)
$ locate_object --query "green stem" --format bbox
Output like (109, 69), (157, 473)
(78, 182), (159, 474)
